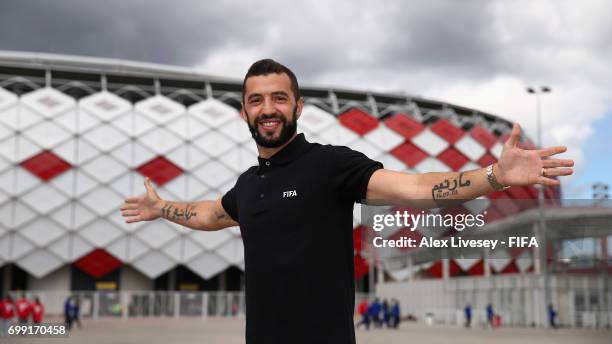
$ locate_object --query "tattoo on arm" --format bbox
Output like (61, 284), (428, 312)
(161, 203), (198, 222)
(431, 172), (471, 201)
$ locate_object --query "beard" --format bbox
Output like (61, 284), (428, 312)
(245, 105), (298, 148)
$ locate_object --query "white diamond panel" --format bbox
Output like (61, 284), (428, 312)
(363, 124), (404, 152)
(190, 230), (231, 250)
(137, 128), (183, 156)
(193, 161), (236, 189)
(132, 251), (175, 278)
(20, 218), (65, 247)
(167, 115), (210, 140)
(21, 184), (68, 214)
(80, 91), (132, 122)
(52, 138), (99, 165)
(219, 119), (252, 144)
(81, 155), (127, 184)
(186, 252), (228, 279)
(79, 187), (122, 216)
(455, 135), (486, 161)
(298, 105), (336, 134)
(0, 105), (43, 131)
(192, 131), (235, 158)
(16, 249), (63, 278)
(135, 95), (185, 125)
(189, 99), (238, 128)
(21, 88), (76, 118)
(135, 222), (177, 249)
(54, 109), (100, 134)
(318, 123), (359, 146)
(79, 219), (123, 247)
(411, 128), (449, 156)
(83, 124), (128, 152)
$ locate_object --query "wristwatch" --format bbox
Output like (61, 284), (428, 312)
(486, 164), (509, 191)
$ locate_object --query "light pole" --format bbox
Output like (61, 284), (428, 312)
(526, 85), (551, 327)
(526, 86), (551, 149)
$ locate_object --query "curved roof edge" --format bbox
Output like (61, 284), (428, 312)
(0, 50), (508, 124)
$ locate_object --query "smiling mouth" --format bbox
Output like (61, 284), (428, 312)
(258, 118), (282, 132)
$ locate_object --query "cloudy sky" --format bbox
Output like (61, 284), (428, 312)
(1, 0), (611, 198)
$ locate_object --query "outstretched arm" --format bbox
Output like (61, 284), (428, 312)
(120, 177), (238, 230)
(366, 123), (574, 207)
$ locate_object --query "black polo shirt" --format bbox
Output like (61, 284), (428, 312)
(221, 133), (383, 344)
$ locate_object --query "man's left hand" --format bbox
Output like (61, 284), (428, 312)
(497, 123), (574, 187)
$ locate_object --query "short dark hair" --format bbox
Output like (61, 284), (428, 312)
(242, 59), (300, 101)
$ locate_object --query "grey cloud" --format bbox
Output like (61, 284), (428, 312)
(0, 0), (263, 65)
(1, 0), (611, 91)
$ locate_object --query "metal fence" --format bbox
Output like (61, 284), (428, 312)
(8, 290), (247, 319)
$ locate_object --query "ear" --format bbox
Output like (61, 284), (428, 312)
(295, 97), (304, 120)
(240, 103), (248, 122)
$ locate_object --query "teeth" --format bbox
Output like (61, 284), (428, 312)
(261, 122), (278, 128)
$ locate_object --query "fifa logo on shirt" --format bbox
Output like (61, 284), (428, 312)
(283, 190), (298, 198)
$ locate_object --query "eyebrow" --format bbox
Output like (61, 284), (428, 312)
(247, 91), (290, 101)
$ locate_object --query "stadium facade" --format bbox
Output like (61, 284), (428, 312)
(0, 52), (609, 326)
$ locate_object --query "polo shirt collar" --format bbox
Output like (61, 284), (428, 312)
(257, 133), (310, 167)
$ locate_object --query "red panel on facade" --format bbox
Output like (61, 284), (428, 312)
(20, 150), (72, 181)
(354, 255), (369, 280)
(476, 152), (497, 168)
(136, 156), (183, 186)
(467, 260), (485, 276)
(430, 119), (464, 144)
(500, 261), (520, 274)
(524, 185), (539, 199)
(390, 142), (428, 168)
(470, 126), (498, 149)
(428, 260), (462, 278)
(338, 108), (378, 135)
(506, 186), (532, 200)
(384, 113), (424, 139)
(437, 147), (470, 171)
(353, 226), (364, 253)
(74, 249), (122, 278)
(493, 194), (521, 217)
(483, 206), (505, 223)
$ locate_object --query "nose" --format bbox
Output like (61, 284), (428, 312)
(262, 97), (276, 115)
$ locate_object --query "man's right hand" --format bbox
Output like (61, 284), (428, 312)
(120, 177), (162, 223)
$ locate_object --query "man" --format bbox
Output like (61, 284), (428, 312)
(121, 59), (573, 343)
(391, 299), (401, 329)
(486, 303), (495, 329)
(15, 294), (30, 325)
(355, 299), (370, 330)
(548, 303), (558, 329)
(64, 296), (75, 331)
(368, 298), (382, 328)
(0, 295), (15, 337)
(31, 297), (44, 324)
(464, 303), (472, 329)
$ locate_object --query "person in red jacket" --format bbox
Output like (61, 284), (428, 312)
(15, 294), (31, 325)
(1, 295), (15, 337)
(31, 297), (44, 324)
(355, 299), (370, 330)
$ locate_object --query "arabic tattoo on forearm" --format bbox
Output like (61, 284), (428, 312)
(160, 203), (198, 222)
(431, 172), (471, 201)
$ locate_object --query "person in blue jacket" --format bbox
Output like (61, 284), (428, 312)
(548, 303), (558, 329)
(486, 303), (494, 328)
(368, 298), (382, 328)
(64, 296), (76, 330)
(464, 304), (472, 328)
(391, 299), (401, 328)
